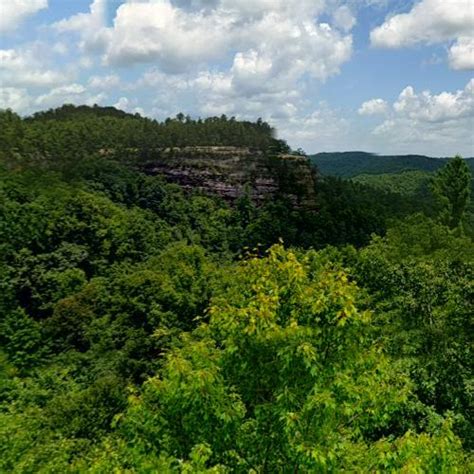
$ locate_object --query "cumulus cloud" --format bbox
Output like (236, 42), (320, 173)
(130, 58), (349, 151)
(370, 79), (474, 155)
(114, 96), (145, 116)
(371, 0), (474, 47)
(54, 0), (110, 52)
(449, 37), (474, 70)
(153, 58), (302, 120)
(0, 87), (31, 113)
(47, 0), (351, 129)
(358, 98), (388, 115)
(55, 0), (352, 80)
(103, 1), (232, 70)
(0, 47), (72, 88)
(393, 80), (474, 122)
(230, 49), (289, 98)
(0, 0), (47, 33)
(332, 5), (356, 32)
(34, 83), (107, 109)
(277, 105), (351, 150)
(88, 74), (121, 89)
(370, 0), (474, 70)
(8, 0), (470, 156)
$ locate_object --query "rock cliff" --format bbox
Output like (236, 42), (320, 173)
(136, 146), (317, 208)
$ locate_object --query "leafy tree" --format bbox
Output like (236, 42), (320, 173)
(1, 308), (46, 371)
(352, 216), (474, 447)
(113, 246), (468, 471)
(432, 155), (472, 229)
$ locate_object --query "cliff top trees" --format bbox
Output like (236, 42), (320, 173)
(14, 105), (282, 151)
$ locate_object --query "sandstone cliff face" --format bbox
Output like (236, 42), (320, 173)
(138, 146), (317, 207)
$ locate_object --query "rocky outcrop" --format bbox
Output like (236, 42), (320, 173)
(137, 146), (317, 208)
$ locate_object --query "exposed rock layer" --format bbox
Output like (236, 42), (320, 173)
(136, 146), (317, 208)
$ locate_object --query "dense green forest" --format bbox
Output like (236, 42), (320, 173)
(3, 105), (286, 154)
(352, 170), (432, 196)
(1, 106), (473, 471)
(310, 151), (474, 178)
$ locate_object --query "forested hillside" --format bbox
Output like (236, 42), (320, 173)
(0, 106), (472, 471)
(352, 170), (432, 195)
(310, 151), (474, 177)
(6, 104), (285, 153)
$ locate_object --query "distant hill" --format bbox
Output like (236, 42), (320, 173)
(352, 170), (432, 196)
(309, 151), (474, 177)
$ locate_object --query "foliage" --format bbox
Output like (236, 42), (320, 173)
(0, 106), (472, 470)
(310, 150), (474, 178)
(352, 170), (432, 196)
(94, 247), (468, 471)
(9, 105), (280, 154)
(351, 215), (474, 448)
(431, 155), (472, 229)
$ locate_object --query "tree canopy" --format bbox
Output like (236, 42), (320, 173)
(0, 106), (472, 471)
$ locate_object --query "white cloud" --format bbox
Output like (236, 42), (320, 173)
(52, 42), (69, 56)
(0, 87), (31, 113)
(88, 74), (121, 89)
(8, 0), (470, 157)
(371, 0), (474, 48)
(144, 71), (474, 155)
(449, 37), (474, 71)
(41, 0), (352, 137)
(277, 105), (351, 150)
(0, 0), (47, 33)
(137, 69), (190, 90)
(52, 0), (351, 128)
(370, 0), (474, 70)
(192, 71), (233, 98)
(370, 79), (474, 155)
(102, 0), (232, 70)
(393, 80), (474, 122)
(219, 0), (325, 20)
(114, 96), (145, 116)
(241, 16), (352, 82)
(55, 0), (351, 81)
(54, 0), (110, 52)
(151, 59), (302, 121)
(332, 5), (356, 32)
(231, 50), (274, 96)
(0, 47), (72, 88)
(130, 59), (347, 151)
(34, 83), (107, 109)
(358, 98), (388, 115)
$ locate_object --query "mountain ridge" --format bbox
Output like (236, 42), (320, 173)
(310, 151), (474, 177)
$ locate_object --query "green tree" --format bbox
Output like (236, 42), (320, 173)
(114, 246), (468, 471)
(352, 217), (474, 447)
(432, 155), (471, 229)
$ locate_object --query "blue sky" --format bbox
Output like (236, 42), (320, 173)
(1, 0), (473, 156)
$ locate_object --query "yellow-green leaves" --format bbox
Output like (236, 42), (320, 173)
(111, 245), (468, 471)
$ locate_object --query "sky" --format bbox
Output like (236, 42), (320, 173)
(0, 0), (473, 156)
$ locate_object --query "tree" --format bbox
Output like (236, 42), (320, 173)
(114, 246), (468, 471)
(432, 155), (471, 229)
(353, 217), (474, 447)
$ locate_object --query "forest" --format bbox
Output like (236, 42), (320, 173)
(0, 105), (473, 472)
(310, 151), (474, 178)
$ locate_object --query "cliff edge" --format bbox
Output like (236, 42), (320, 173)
(137, 146), (317, 208)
